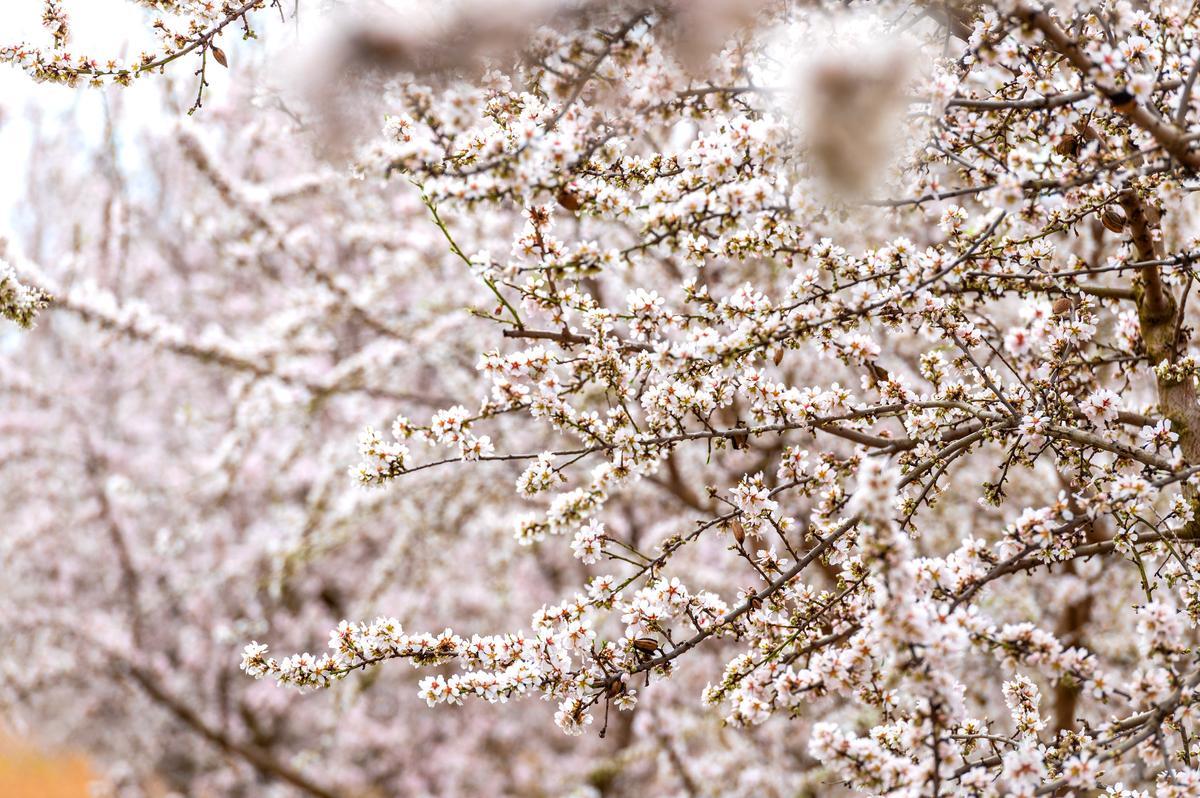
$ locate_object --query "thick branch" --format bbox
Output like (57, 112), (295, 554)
(1119, 189), (1171, 321)
(1117, 190), (1200, 533)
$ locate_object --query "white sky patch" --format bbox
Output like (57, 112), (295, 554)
(0, 1), (291, 351)
(0, 1), (266, 230)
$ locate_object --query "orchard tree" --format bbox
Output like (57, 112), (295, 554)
(7, 0), (1200, 796)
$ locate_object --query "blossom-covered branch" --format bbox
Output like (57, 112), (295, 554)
(12, 0), (1200, 795)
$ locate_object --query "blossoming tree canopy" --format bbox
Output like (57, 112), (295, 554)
(10, 0), (1200, 795)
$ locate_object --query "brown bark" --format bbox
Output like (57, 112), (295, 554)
(1117, 190), (1200, 538)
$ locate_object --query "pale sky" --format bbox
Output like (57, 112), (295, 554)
(1, 2), (148, 214)
(0, 2), (304, 352)
(0, 1), (281, 228)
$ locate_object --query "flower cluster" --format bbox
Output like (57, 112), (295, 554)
(0, 258), (51, 329)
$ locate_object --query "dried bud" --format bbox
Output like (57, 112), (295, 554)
(632, 637), (659, 654)
(1100, 206), (1127, 234)
(1054, 135), (1078, 157)
(731, 518), (746, 545)
(211, 45), (228, 68)
(1051, 297), (1073, 317)
(606, 679), (626, 698)
(1108, 88), (1135, 112)
(556, 187), (582, 212)
(773, 347), (785, 366)
(866, 361), (890, 387)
